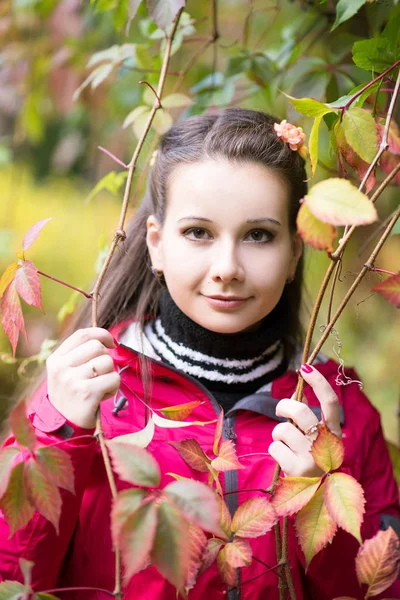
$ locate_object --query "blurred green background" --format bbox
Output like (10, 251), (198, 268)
(0, 0), (399, 445)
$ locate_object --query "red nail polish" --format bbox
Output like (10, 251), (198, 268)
(301, 364), (313, 373)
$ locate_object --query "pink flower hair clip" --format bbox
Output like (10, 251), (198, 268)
(274, 119), (307, 159)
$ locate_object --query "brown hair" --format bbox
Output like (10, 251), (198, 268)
(74, 108), (307, 361)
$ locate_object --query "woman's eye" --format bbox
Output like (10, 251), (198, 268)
(246, 229), (274, 243)
(184, 228), (212, 241)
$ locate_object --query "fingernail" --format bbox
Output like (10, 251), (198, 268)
(301, 364), (313, 373)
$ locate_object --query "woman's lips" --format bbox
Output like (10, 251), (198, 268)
(203, 295), (250, 309)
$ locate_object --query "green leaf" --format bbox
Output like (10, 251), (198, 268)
(111, 488), (148, 541)
(73, 63), (114, 101)
(328, 81), (381, 111)
(87, 44), (136, 68)
(332, 0), (367, 31)
(159, 400), (203, 421)
(226, 53), (252, 78)
(146, 0), (185, 30)
(127, 0), (144, 33)
(323, 472), (365, 543)
(231, 497), (277, 538)
(381, 14), (400, 51)
(162, 93), (193, 108)
(304, 178), (378, 226)
(9, 400), (36, 451)
(122, 105), (149, 129)
(24, 458), (62, 534)
(309, 115), (322, 176)
(35, 445), (75, 494)
(118, 500), (158, 581)
(0, 447), (20, 499)
(352, 38), (398, 74)
(342, 107), (378, 163)
(0, 581), (25, 600)
(107, 440), (161, 487)
(0, 462), (35, 536)
(286, 95), (335, 118)
(133, 109), (152, 139)
(85, 171), (128, 204)
(35, 594), (60, 599)
(151, 499), (189, 594)
(152, 109), (173, 135)
(164, 479), (223, 536)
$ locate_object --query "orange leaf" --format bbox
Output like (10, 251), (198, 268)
(22, 217), (52, 251)
(224, 537), (252, 568)
(0, 447), (20, 499)
(211, 440), (244, 472)
(295, 484), (337, 568)
(185, 524), (208, 592)
(0, 462), (35, 537)
(311, 425), (344, 473)
(231, 496), (277, 538)
(271, 476), (321, 517)
(356, 527), (400, 597)
(199, 538), (225, 575)
(296, 203), (338, 252)
(378, 121), (400, 156)
(35, 446), (75, 495)
(217, 494), (232, 539)
(217, 543), (239, 587)
(372, 272), (400, 308)
(9, 400), (36, 451)
(169, 438), (211, 472)
(14, 260), (43, 311)
(151, 499), (190, 595)
(213, 410), (224, 455)
(119, 500), (158, 583)
(1, 281), (27, 356)
(24, 457), (62, 534)
(159, 400), (203, 421)
(0, 263), (19, 299)
(323, 472), (365, 543)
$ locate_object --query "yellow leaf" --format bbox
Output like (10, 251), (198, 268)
(296, 204), (337, 252)
(323, 472), (365, 543)
(311, 425), (344, 473)
(272, 476), (321, 517)
(356, 527), (400, 596)
(0, 263), (19, 298)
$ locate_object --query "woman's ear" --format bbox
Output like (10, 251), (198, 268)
(289, 233), (303, 278)
(146, 215), (163, 270)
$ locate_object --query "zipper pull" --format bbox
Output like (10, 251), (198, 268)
(225, 416), (237, 441)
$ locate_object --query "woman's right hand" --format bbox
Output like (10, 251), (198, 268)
(46, 328), (121, 430)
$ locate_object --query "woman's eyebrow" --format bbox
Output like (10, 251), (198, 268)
(177, 216), (212, 223)
(247, 218), (281, 226)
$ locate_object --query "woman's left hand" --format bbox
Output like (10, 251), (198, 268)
(268, 364), (342, 478)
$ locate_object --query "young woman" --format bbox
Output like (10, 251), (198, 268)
(1, 109), (399, 600)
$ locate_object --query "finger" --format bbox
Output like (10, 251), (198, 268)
(76, 354), (115, 380)
(300, 364), (341, 437)
(66, 339), (111, 368)
(272, 422), (312, 456)
(268, 441), (297, 477)
(83, 371), (121, 401)
(53, 328), (115, 357)
(276, 398), (319, 433)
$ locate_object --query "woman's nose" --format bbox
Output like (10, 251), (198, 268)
(209, 244), (245, 283)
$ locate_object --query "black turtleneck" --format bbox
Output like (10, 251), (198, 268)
(144, 290), (287, 412)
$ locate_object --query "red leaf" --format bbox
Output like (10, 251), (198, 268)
(111, 488), (148, 543)
(311, 425), (344, 473)
(356, 527), (400, 596)
(372, 272), (400, 308)
(297, 204), (338, 253)
(1, 282), (27, 356)
(107, 440), (161, 488)
(164, 479), (224, 536)
(22, 218), (52, 251)
(169, 438), (211, 472)
(217, 544), (238, 587)
(119, 500), (158, 582)
(378, 121), (400, 156)
(271, 476), (321, 517)
(213, 410), (224, 455)
(199, 538), (225, 575)
(231, 497), (277, 538)
(159, 400), (203, 421)
(217, 494), (232, 539)
(295, 484), (337, 568)
(35, 446), (75, 494)
(0, 263), (19, 299)
(224, 537), (252, 569)
(0, 462), (35, 536)
(336, 123), (376, 193)
(0, 447), (20, 499)
(9, 400), (36, 451)
(185, 524), (208, 592)
(24, 458), (62, 534)
(323, 472), (365, 543)
(380, 152), (400, 185)
(211, 440), (244, 472)
(151, 499), (189, 595)
(14, 260), (42, 311)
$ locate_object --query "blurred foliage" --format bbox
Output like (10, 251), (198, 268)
(0, 0), (399, 443)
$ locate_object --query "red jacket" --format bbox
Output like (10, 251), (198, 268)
(1, 322), (399, 600)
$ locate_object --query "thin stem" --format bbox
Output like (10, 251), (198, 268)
(327, 259), (342, 324)
(340, 58), (400, 110)
(44, 435), (95, 448)
(40, 587), (115, 597)
(98, 146), (128, 169)
(224, 487), (269, 496)
(282, 517), (296, 599)
(37, 271), (93, 300)
(276, 520), (285, 600)
(358, 207), (400, 256)
(308, 203), (400, 364)
(368, 267), (396, 276)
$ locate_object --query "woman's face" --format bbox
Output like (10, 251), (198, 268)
(147, 159), (302, 334)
